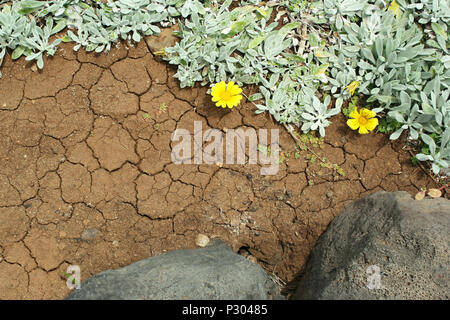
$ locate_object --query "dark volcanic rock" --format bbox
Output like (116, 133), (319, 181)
(66, 239), (280, 300)
(293, 191), (449, 300)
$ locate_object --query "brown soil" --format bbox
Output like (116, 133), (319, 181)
(0, 40), (437, 299)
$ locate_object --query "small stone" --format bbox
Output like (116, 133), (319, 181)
(428, 189), (442, 198)
(31, 64), (37, 72)
(247, 255), (258, 264)
(230, 215), (240, 227)
(59, 231), (67, 238)
(415, 191), (425, 200)
(341, 137), (347, 144)
(145, 25), (179, 53)
(246, 174), (252, 181)
(81, 228), (99, 241)
(326, 191), (334, 199)
(112, 240), (119, 247)
(195, 234), (210, 248)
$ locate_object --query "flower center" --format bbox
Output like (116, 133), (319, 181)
(359, 116), (368, 125)
(220, 90), (232, 101)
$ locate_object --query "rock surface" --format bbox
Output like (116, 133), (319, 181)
(145, 26), (179, 53)
(293, 191), (449, 300)
(66, 239), (280, 300)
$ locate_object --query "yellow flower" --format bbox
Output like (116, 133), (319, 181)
(388, 0), (401, 17)
(345, 81), (359, 96)
(347, 108), (379, 134)
(211, 81), (243, 109)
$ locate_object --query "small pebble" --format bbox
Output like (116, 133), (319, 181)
(195, 234), (210, 247)
(230, 216), (240, 227)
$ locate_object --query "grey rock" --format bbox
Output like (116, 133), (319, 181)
(145, 26), (179, 53)
(293, 191), (450, 300)
(66, 239), (280, 300)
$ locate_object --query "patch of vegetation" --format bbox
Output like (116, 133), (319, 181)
(292, 132), (345, 178)
(0, 0), (448, 174)
(342, 95), (359, 117)
(377, 118), (402, 134)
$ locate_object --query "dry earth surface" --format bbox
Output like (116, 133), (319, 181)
(0, 38), (438, 299)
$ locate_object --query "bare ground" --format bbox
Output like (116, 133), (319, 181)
(0, 40), (437, 299)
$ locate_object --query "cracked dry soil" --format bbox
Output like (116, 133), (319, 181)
(0, 40), (437, 299)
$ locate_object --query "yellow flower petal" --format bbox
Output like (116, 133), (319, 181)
(210, 81), (243, 109)
(211, 82), (225, 96)
(228, 83), (242, 96)
(360, 108), (376, 119)
(365, 117), (379, 131)
(349, 109), (360, 119)
(345, 81), (359, 96)
(226, 94), (242, 108)
(347, 118), (360, 130)
(215, 100), (226, 108)
(388, 0), (401, 16)
(358, 125), (369, 134)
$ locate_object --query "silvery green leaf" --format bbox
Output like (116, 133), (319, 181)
(415, 153), (432, 161)
(36, 54), (43, 69)
(431, 22), (448, 40)
(421, 133), (437, 155)
(442, 128), (450, 149)
(248, 93), (263, 102)
(335, 15), (343, 30)
(335, 97), (343, 109)
(11, 46), (25, 60)
(431, 163), (440, 174)
(319, 126), (325, 137)
(390, 128), (404, 140)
